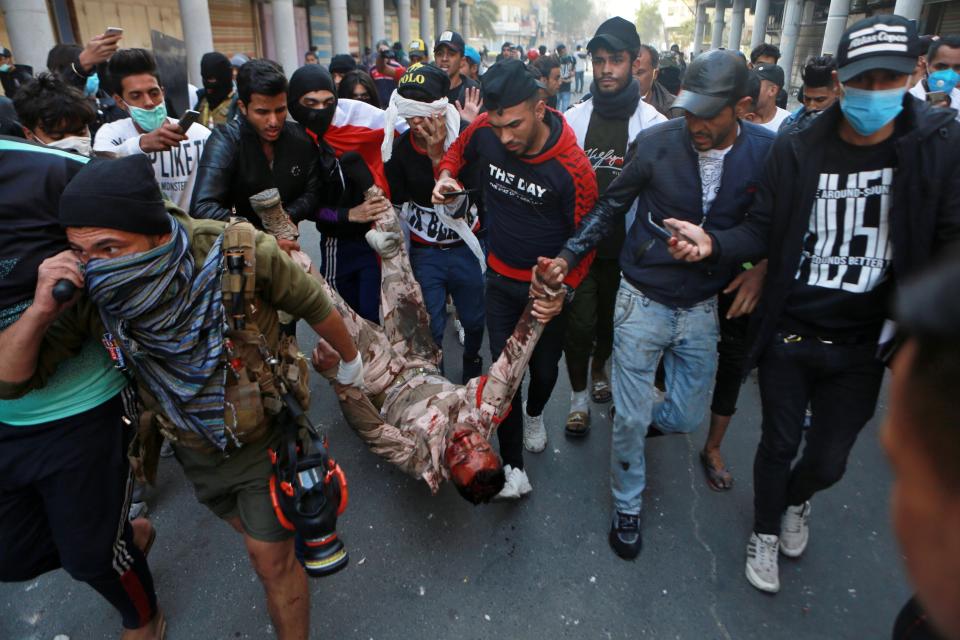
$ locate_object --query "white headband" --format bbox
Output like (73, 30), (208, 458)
(381, 91), (460, 163)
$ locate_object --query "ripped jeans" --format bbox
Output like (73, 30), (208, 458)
(610, 280), (719, 515)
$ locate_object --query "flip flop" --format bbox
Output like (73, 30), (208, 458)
(565, 410), (591, 437)
(591, 378), (613, 404)
(699, 450), (734, 492)
(132, 518), (157, 558)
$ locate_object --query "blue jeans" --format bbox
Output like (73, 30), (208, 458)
(558, 91), (572, 112)
(610, 280), (719, 515)
(410, 242), (485, 360)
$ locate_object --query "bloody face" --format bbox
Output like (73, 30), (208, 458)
(445, 426), (501, 489)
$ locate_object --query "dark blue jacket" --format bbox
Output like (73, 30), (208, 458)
(560, 118), (775, 307)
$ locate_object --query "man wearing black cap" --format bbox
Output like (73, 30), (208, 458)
(750, 63), (791, 132)
(191, 59), (321, 249)
(384, 63), (486, 382)
(496, 42), (515, 62)
(432, 58), (598, 498)
(0, 46), (34, 99)
(329, 53), (358, 90)
(665, 15), (960, 594)
(543, 49), (773, 560)
(560, 17), (666, 437)
(435, 31), (482, 125)
(196, 52), (239, 129)
(5, 153), (361, 639)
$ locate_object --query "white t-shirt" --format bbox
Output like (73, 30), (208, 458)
(697, 144), (733, 215)
(575, 52), (587, 73)
(909, 80), (960, 122)
(758, 107), (791, 133)
(93, 117), (211, 211)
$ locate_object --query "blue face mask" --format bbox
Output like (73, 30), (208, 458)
(84, 72), (100, 97)
(839, 83), (908, 136)
(124, 101), (168, 132)
(927, 69), (960, 95)
(0, 64), (9, 73)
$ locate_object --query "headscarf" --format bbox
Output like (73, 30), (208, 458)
(200, 52), (233, 109)
(288, 64), (338, 139)
(85, 216), (231, 449)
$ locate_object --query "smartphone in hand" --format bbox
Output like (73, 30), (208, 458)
(176, 110), (200, 133)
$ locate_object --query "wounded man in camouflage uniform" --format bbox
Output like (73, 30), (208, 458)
(310, 209), (565, 503)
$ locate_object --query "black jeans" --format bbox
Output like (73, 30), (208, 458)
(753, 334), (885, 534)
(0, 394), (157, 629)
(710, 291), (750, 417)
(486, 271), (568, 469)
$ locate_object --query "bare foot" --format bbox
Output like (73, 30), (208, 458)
(700, 447), (734, 491)
(131, 517), (155, 557)
(120, 609), (166, 640)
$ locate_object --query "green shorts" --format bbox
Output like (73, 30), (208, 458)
(174, 429), (293, 543)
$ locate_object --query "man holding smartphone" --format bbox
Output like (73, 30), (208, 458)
(909, 35), (960, 120)
(93, 48), (210, 211)
(664, 16), (960, 595)
(542, 50), (773, 560)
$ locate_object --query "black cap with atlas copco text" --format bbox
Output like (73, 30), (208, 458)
(673, 49), (750, 118)
(836, 14), (919, 82)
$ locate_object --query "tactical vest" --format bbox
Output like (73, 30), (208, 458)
(135, 219), (311, 478)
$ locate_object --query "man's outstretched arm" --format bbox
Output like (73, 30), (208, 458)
(477, 260), (564, 434)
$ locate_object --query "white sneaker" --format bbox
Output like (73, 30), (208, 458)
(455, 318), (465, 346)
(494, 465), (522, 500)
(513, 467), (532, 496)
(780, 501), (811, 558)
(522, 403), (547, 453)
(364, 230), (401, 258)
(745, 532), (781, 593)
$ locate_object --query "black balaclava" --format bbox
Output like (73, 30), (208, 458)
(288, 64), (338, 139)
(200, 52), (233, 108)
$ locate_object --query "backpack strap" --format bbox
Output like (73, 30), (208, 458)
(222, 217), (257, 331)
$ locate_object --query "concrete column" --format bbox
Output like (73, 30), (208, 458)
(399, 0), (412, 50)
(728, 0), (745, 50)
(893, 0), (922, 21)
(779, 0), (802, 91)
(272, 0), (299, 75)
(178, 0), (215, 86)
(462, 2), (470, 37)
(330, 0), (350, 54)
(435, 0), (446, 40)
(422, 0), (433, 51)
(711, 0), (726, 50)
(751, 0), (770, 49)
(0, 0), (56, 72)
(801, 0), (816, 24)
(450, 1), (460, 36)
(369, 0), (386, 47)
(693, 1), (707, 55)
(820, 0), (848, 55)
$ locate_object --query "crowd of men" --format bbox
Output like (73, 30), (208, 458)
(0, 12), (959, 640)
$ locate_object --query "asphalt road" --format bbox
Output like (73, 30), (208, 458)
(0, 224), (909, 640)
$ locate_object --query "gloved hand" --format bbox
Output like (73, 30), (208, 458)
(335, 352), (364, 387)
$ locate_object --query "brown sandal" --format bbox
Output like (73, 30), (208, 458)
(590, 377), (613, 404)
(565, 410), (591, 437)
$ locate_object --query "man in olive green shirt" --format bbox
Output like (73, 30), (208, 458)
(0, 155), (359, 640)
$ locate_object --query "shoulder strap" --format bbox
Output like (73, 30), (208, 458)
(222, 217), (257, 330)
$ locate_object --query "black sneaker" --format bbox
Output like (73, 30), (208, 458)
(609, 511), (642, 560)
(462, 356), (482, 384)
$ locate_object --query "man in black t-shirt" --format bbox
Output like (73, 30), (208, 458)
(434, 31), (482, 126)
(666, 16), (960, 596)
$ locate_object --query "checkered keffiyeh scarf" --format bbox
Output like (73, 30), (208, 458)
(85, 215), (230, 448)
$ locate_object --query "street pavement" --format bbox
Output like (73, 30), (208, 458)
(0, 217), (909, 640)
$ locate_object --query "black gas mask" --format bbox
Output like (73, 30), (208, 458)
(269, 392), (349, 577)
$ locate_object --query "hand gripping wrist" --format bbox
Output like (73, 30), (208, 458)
(335, 352), (364, 387)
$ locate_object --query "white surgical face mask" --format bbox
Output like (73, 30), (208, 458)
(45, 135), (92, 157)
